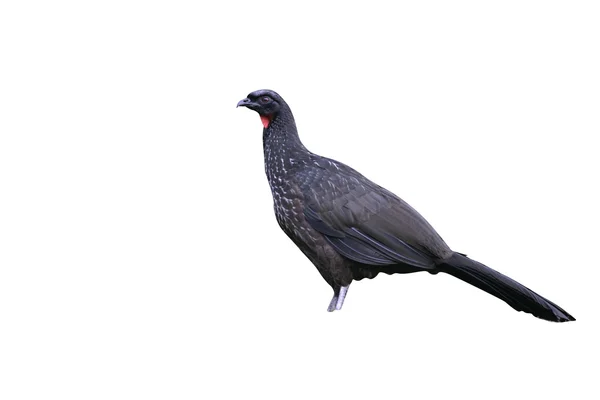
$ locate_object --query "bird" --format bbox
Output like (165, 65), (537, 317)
(237, 89), (575, 322)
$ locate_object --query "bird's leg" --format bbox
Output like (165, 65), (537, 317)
(335, 285), (349, 310)
(327, 284), (350, 312)
(327, 290), (339, 312)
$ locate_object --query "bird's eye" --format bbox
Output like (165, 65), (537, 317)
(260, 96), (271, 104)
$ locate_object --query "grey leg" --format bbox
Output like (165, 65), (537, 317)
(327, 284), (350, 312)
(327, 295), (338, 312)
(335, 285), (349, 310)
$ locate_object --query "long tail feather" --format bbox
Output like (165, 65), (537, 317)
(437, 253), (575, 322)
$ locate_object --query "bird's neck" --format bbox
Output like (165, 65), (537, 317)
(263, 108), (308, 159)
(263, 108), (309, 183)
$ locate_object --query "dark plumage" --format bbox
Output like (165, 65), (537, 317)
(237, 89), (575, 322)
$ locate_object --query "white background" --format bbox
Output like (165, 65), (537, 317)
(1, 1), (599, 399)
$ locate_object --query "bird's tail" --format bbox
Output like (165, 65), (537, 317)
(437, 252), (575, 322)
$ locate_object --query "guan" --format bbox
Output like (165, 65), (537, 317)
(237, 89), (575, 322)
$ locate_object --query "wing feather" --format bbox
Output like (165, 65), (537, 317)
(301, 159), (451, 269)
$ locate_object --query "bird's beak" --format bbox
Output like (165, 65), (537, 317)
(237, 98), (252, 108)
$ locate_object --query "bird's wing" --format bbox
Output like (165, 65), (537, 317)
(301, 159), (450, 269)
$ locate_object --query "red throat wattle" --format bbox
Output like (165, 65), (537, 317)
(260, 115), (272, 128)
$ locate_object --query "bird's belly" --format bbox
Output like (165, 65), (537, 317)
(271, 188), (353, 287)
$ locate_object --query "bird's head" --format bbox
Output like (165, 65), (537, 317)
(237, 89), (285, 129)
